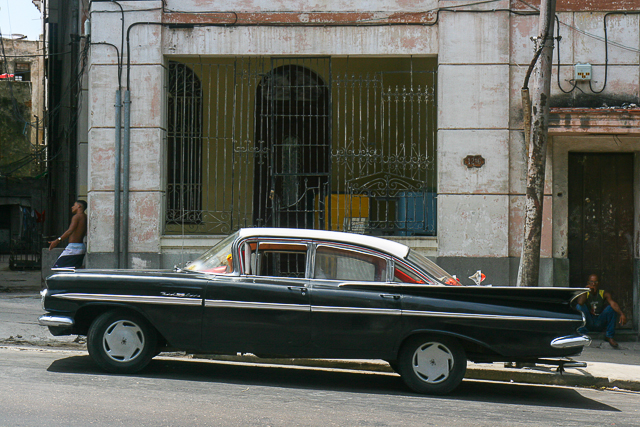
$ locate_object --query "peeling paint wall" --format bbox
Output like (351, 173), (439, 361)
(164, 26), (438, 56)
(87, 2), (164, 261)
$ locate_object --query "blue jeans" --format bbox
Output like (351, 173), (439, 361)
(576, 304), (618, 338)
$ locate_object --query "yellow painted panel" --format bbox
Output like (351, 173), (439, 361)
(316, 194), (369, 231)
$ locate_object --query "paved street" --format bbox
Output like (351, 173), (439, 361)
(1, 346), (639, 426)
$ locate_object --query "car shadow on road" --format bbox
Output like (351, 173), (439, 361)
(47, 354), (619, 412)
(453, 380), (619, 411)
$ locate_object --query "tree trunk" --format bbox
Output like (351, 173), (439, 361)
(517, 0), (557, 287)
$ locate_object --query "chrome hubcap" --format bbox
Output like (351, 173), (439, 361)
(411, 342), (454, 384)
(103, 320), (144, 363)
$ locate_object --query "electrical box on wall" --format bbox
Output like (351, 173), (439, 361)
(574, 63), (592, 81)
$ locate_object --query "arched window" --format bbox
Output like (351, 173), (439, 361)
(166, 61), (202, 224)
(253, 64), (330, 229)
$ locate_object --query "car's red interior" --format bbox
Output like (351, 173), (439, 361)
(393, 268), (424, 284)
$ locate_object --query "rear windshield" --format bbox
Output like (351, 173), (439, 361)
(406, 250), (458, 286)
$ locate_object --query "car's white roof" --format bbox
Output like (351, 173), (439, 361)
(237, 228), (410, 259)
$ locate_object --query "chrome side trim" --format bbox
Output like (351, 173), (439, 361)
(53, 293), (202, 306)
(312, 306), (401, 316)
(550, 335), (592, 348)
(402, 309), (580, 322)
(39, 315), (75, 327)
(205, 300), (400, 315)
(51, 267), (76, 273)
(205, 299), (309, 311)
(204, 301), (575, 320)
(53, 294), (399, 315)
(337, 282), (441, 288)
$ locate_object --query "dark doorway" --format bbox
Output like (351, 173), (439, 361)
(568, 153), (634, 327)
(253, 62), (330, 229)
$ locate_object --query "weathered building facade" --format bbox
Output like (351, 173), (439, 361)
(60, 1), (640, 330)
(0, 34), (46, 265)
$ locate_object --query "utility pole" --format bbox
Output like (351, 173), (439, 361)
(517, 0), (557, 287)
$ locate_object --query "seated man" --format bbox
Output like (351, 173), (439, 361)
(576, 274), (627, 348)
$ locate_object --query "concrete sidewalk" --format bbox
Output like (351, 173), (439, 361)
(2, 265), (640, 392)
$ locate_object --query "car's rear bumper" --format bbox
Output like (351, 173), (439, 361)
(550, 335), (591, 349)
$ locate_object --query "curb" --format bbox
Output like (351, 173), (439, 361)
(191, 353), (396, 373)
(191, 353), (640, 392)
(464, 365), (640, 391)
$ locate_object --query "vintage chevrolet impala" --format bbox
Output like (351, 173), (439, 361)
(40, 228), (590, 394)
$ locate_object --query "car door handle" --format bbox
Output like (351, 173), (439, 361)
(288, 286), (307, 295)
(380, 294), (401, 300)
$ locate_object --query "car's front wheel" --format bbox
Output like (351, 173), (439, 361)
(397, 335), (466, 395)
(87, 310), (157, 374)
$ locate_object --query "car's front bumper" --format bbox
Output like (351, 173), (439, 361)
(39, 315), (75, 336)
(38, 315), (74, 327)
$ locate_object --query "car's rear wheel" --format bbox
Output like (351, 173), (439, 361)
(87, 310), (157, 374)
(397, 335), (466, 395)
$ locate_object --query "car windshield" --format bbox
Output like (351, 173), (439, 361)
(406, 249), (460, 286)
(186, 232), (238, 273)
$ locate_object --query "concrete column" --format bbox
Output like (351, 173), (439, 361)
(87, 2), (164, 268)
(436, 3), (512, 285)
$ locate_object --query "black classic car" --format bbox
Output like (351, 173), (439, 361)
(40, 228), (590, 394)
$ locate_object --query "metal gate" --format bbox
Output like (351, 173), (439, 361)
(8, 206), (42, 270)
(253, 58), (331, 230)
(165, 57), (437, 236)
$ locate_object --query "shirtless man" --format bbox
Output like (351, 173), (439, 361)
(48, 200), (88, 268)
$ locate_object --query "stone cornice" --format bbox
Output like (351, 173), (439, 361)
(162, 11), (437, 26)
(549, 108), (640, 134)
(512, 0), (640, 12)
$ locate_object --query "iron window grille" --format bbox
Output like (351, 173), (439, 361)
(165, 57), (437, 236)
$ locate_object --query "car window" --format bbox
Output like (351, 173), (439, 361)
(314, 245), (387, 282)
(406, 249), (459, 285)
(186, 232), (237, 273)
(245, 241), (308, 278)
(393, 263), (427, 284)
